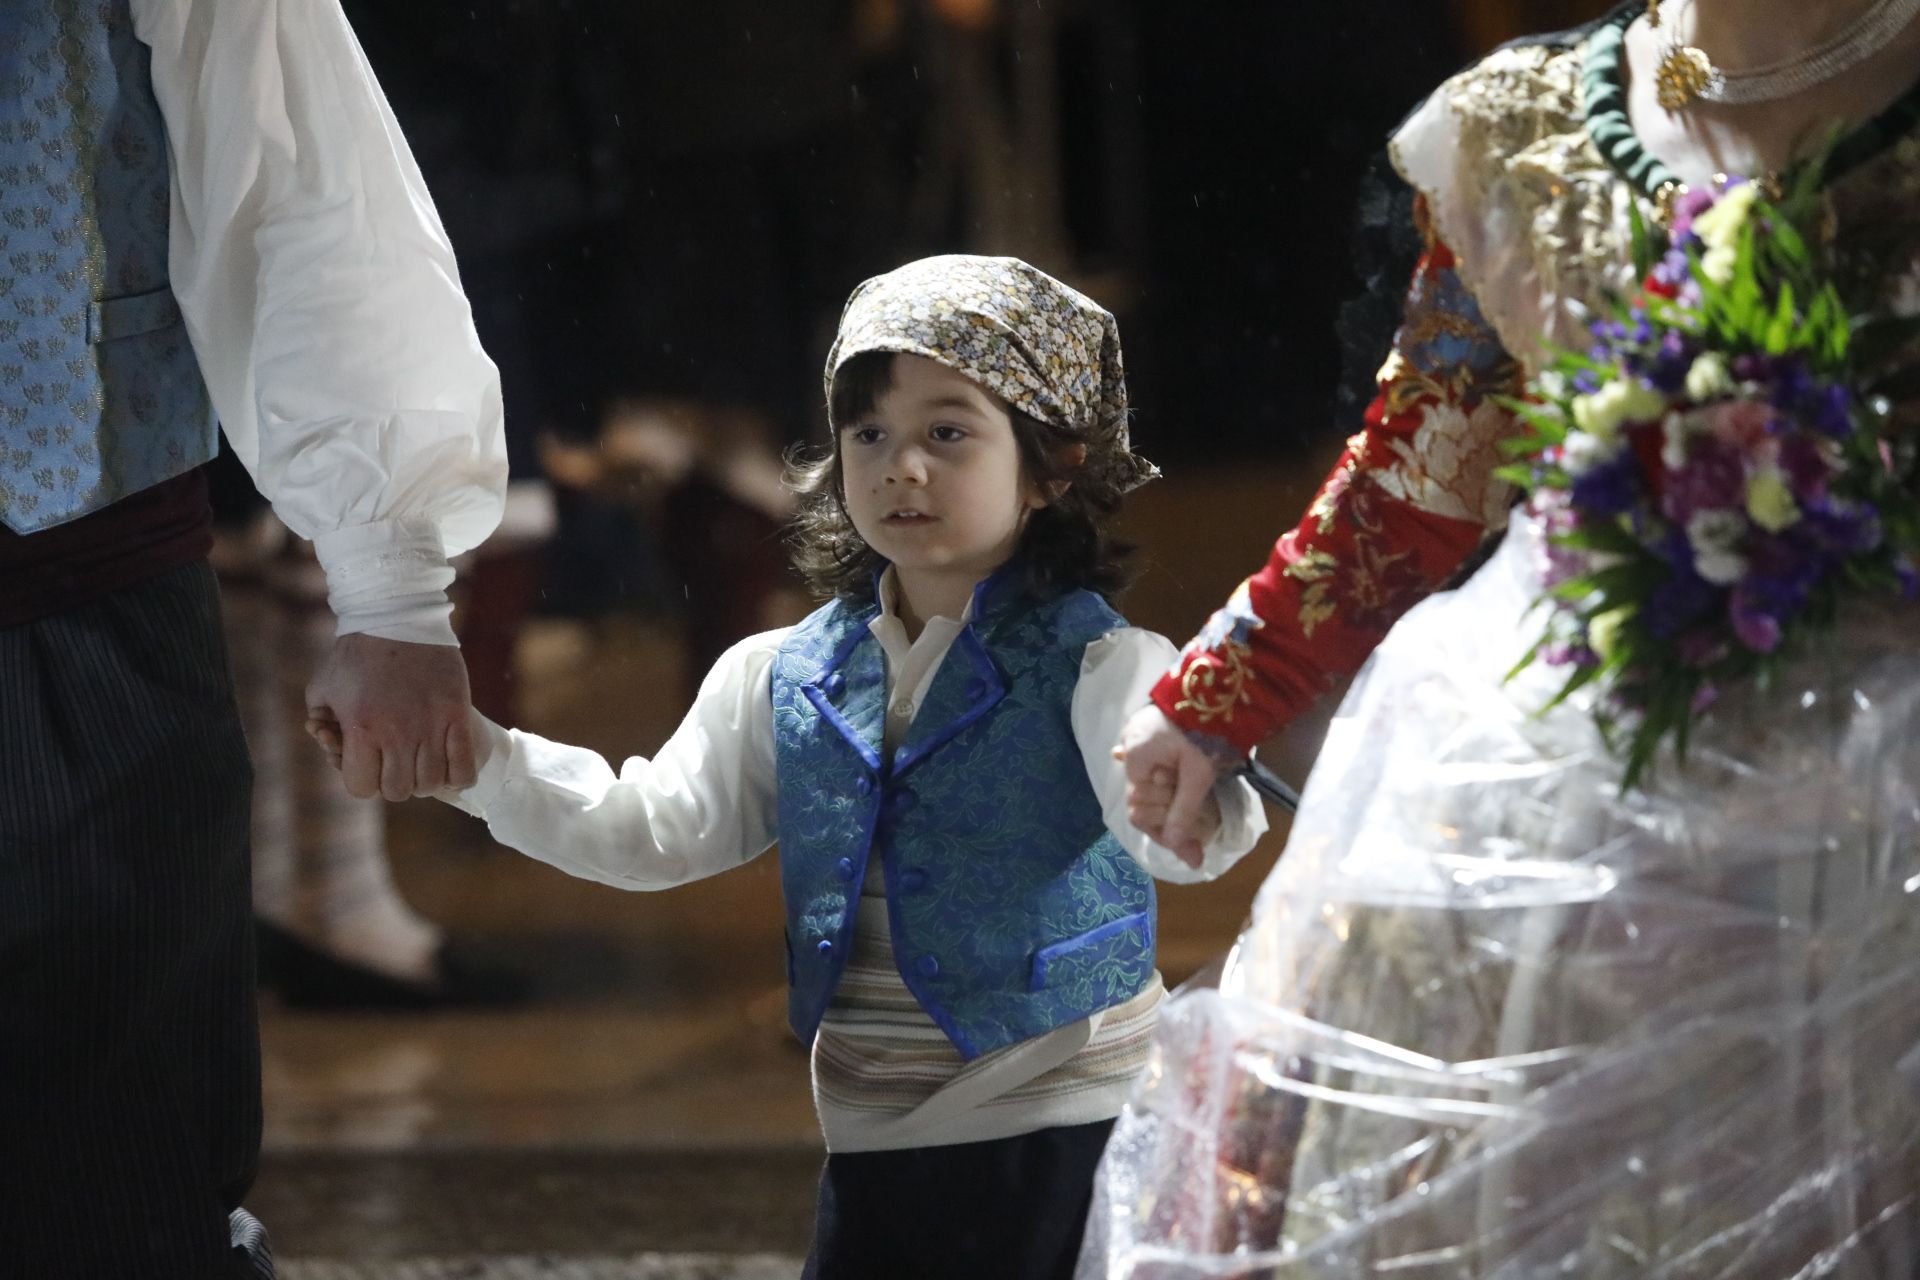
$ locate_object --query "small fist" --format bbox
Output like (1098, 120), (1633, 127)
(1113, 705), (1225, 869)
(306, 715), (344, 770)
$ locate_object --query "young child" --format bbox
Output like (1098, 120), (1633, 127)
(318, 255), (1264, 1278)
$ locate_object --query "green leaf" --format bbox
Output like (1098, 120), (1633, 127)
(1763, 280), (1797, 355)
(1627, 197), (1658, 278)
(1536, 662), (1602, 714)
(1494, 462), (1538, 489)
(1503, 631), (1550, 684)
(1554, 520), (1644, 556)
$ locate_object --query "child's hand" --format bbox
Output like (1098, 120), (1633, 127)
(1114, 704), (1226, 869)
(305, 715), (344, 770)
(1127, 765), (1220, 869)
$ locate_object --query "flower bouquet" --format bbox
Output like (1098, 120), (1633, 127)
(1500, 170), (1920, 788)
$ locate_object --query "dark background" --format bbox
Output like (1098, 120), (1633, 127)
(337, 1), (1614, 471)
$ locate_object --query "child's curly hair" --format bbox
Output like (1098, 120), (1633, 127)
(786, 352), (1137, 605)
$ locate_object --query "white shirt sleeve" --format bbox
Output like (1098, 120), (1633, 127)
(1073, 628), (1268, 884)
(446, 630), (787, 890)
(132, 0), (508, 645)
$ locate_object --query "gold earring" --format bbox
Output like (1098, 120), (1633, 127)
(1648, 0), (1662, 27)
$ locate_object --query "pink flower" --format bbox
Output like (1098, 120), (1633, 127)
(1702, 399), (1776, 451)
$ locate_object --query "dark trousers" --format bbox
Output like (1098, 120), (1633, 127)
(0, 562), (273, 1279)
(803, 1118), (1116, 1280)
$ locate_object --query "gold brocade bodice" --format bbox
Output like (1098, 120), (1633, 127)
(1401, 31), (1920, 369)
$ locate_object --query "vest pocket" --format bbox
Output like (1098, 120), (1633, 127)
(87, 286), (187, 344)
(1028, 910), (1154, 992)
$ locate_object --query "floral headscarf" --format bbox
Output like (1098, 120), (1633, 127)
(824, 255), (1159, 493)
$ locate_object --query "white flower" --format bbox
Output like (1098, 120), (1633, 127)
(1684, 352), (1734, 401)
(1572, 378), (1667, 442)
(1687, 509), (1749, 584)
(1561, 430), (1625, 476)
(1588, 606), (1633, 663)
(1660, 410), (1693, 470)
(1691, 182), (1760, 253)
(1701, 243), (1738, 286)
(1536, 369), (1572, 401)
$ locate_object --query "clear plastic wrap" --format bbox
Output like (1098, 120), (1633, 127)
(1081, 517), (1920, 1278)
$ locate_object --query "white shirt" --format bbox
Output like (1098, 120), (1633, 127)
(449, 575), (1268, 1148)
(133, 0), (508, 644)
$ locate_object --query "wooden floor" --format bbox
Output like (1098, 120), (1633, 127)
(252, 459), (1339, 1270)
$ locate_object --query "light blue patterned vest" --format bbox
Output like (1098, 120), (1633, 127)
(771, 568), (1156, 1060)
(0, 0), (217, 534)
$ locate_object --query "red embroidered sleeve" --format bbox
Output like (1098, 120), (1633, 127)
(1152, 204), (1522, 756)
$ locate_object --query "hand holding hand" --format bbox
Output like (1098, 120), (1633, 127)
(1113, 704), (1226, 869)
(305, 633), (477, 800)
(307, 714), (345, 768)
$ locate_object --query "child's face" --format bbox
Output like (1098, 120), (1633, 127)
(839, 354), (1046, 610)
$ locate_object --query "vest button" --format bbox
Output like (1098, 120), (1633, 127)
(854, 776), (873, 798)
(822, 672), (847, 699)
(834, 858), (856, 882)
(886, 788), (917, 818)
(915, 953), (940, 978)
(817, 938), (835, 957)
(899, 867), (929, 892)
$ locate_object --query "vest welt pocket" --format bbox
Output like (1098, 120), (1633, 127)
(87, 286), (187, 344)
(1027, 909), (1153, 992)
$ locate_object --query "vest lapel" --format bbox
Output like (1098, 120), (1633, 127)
(801, 618), (888, 774)
(892, 624), (1007, 779)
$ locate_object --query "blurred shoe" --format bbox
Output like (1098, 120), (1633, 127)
(255, 919), (531, 1010)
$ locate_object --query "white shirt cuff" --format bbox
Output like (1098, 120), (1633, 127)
(443, 710), (514, 818)
(312, 518), (458, 646)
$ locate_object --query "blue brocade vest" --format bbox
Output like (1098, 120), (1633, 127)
(771, 571), (1156, 1061)
(0, 0), (217, 533)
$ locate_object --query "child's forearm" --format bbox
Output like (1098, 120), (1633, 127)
(447, 710), (776, 890)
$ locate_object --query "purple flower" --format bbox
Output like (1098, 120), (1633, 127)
(1768, 358), (1813, 413)
(1814, 383), (1854, 437)
(1651, 247), (1693, 290)
(1645, 566), (1716, 638)
(1676, 628), (1729, 668)
(1660, 437), (1746, 523)
(1669, 187), (1717, 240)
(1690, 682), (1720, 714)
(1648, 329), (1694, 393)
(1544, 641), (1602, 669)
(1729, 585), (1783, 652)
(1790, 498), (1882, 558)
(1573, 371), (1602, 396)
(1896, 554), (1920, 600)
(1777, 435), (1830, 502)
(1571, 452), (1642, 517)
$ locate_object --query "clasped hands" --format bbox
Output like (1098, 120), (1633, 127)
(300, 638), (1224, 852)
(303, 632), (478, 800)
(1112, 704), (1227, 870)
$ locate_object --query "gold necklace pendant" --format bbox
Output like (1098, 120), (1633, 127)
(1655, 44), (1716, 109)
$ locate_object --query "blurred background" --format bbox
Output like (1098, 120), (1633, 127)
(240, 2), (1611, 1276)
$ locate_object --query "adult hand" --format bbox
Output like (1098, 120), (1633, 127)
(305, 634), (477, 801)
(1113, 704), (1226, 868)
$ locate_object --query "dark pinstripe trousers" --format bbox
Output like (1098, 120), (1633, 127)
(1, 561), (274, 1279)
